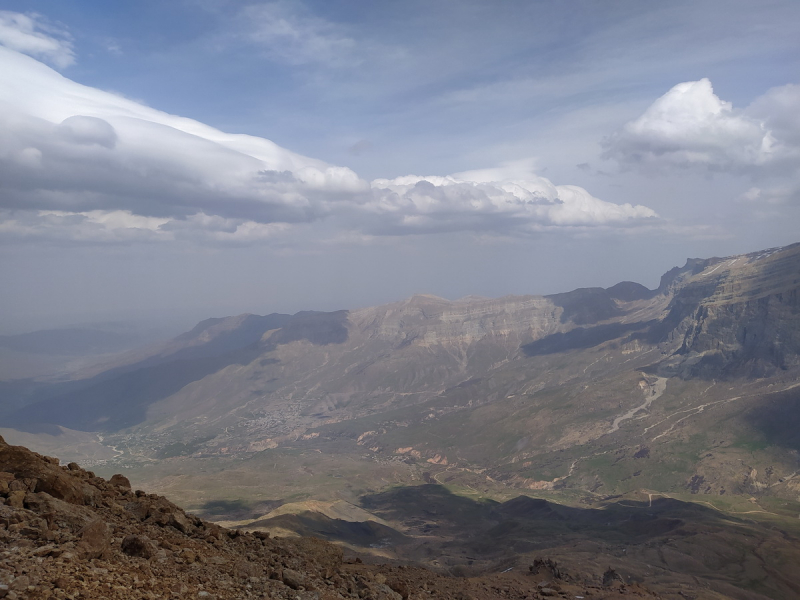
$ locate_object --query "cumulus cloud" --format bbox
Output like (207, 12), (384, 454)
(365, 170), (657, 235)
(603, 78), (800, 175)
(0, 11), (74, 68)
(0, 46), (659, 245)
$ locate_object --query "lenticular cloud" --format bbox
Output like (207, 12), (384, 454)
(0, 43), (658, 245)
(0, 47), (367, 219)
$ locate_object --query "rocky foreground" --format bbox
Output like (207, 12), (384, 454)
(0, 436), (666, 600)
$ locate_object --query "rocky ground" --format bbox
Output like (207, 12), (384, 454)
(0, 435), (666, 600)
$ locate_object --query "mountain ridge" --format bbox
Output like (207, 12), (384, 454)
(3, 242), (800, 598)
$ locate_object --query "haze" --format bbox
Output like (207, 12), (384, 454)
(1, 0), (799, 334)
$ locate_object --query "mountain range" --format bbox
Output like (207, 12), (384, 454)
(2, 242), (800, 599)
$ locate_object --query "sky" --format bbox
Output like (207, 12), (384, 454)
(0, 0), (799, 333)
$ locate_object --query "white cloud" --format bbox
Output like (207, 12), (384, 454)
(0, 11), (74, 68)
(366, 169), (657, 235)
(0, 46), (660, 245)
(0, 46), (368, 223)
(603, 78), (800, 175)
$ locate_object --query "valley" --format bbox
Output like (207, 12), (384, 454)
(2, 242), (800, 599)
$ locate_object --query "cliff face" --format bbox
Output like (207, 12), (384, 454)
(0, 435), (658, 600)
(678, 289), (800, 377)
(659, 244), (800, 377)
(349, 294), (562, 346)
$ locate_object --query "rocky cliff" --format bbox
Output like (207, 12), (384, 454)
(652, 243), (800, 377)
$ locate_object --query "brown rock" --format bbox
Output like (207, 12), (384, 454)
(0, 472), (15, 495)
(0, 443), (93, 506)
(180, 548), (197, 563)
(160, 539), (177, 551)
(8, 479), (30, 492)
(23, 491), (92, 531)
(378, 583), (403, 600)
(121, 534), (158, 559)
(235, 560), (262, 579)
(124, 499), (150, 521)
(77, 519), (110, 559)
(207, 555), (228, 565)
(10, 575), (29, 591)
(282, 568), (306, 590)
(386, 578), (410, 600)
(168, 510), (194, 534)
(109, 474), (132, 490)
(170, 582), (189, 594)
(18, 521), (45, 539)
(6, 490), (25, 509)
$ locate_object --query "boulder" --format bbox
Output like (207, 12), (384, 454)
(109, 474), (132, 490)
(282, 568), (306, 590)
(6, 491), (25, 509)
(0, 472), (14, 495)
(77, 519), (110, 559)
(0, 441), (94, 506)
(169, 510), (194, 534)
(121, 534), (158, 559)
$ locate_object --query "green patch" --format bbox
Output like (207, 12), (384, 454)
(672, 433), (710, 462)
(731, 437), (769, 453)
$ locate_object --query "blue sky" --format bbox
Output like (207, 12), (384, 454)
(1, 1), (799, 331)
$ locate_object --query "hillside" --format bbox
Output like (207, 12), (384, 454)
(0, 435), (663, 599)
